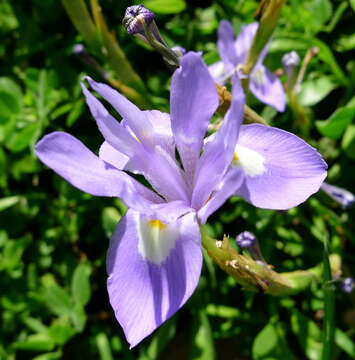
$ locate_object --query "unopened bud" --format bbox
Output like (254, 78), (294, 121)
(282, 51), (300, 74)
(342, 277), (354, 293)
(123, 5), (180, 69)
(321, 182), (355, 209)
(236, 231), (266, 264)
(123, 5), (155, 35)
(73, 43), (85, 56)
(282, 51), (300, 92)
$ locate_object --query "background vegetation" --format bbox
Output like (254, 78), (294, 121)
(0, 0), (354, 359)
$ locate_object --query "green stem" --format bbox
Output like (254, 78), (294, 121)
(322, 238), (335, 360)
(61, 0), (100, 52)
(201, 226), (341, 297)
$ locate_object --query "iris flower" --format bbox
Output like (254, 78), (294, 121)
(35, 52), (326, 347)
(209, 20), (286, 112)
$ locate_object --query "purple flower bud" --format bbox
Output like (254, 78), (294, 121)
(73, 44), (85, 56)
(342, 277), (354, 293)
(282, 51), (300, 92)
(236, 231), (266, 265)
(123, 5), (155, 35)
(321, 182), (355, 209)
(236, 231), (256, 248)
(282, 51), (300, 75)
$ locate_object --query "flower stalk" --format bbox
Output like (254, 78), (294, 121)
(201, 226), (341, 296)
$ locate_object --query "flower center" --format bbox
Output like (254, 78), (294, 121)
(252, 67), (266, 86)
(137, 216), (179, 265)
(232, 145), (266, 177)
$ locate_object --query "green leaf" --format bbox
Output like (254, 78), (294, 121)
(12, 334), (55, 352)
(305, 0), (332, 30)
(252, 323), (278, 359)
(70, 303), (87, 332)
(140, 318), (177, 360)
(96, 333), (113, 360)
(0, 196), (20, 212)
(45, 285), (72, 316)
(48, 322), (75, 346)
(102, 207), (121, 238)
(143, 0), (186, 14)
(190, 310), (215, 360)
(6, 123), (39, 153)
(291, 310), (322, 360)
(32, 351), (63, 360)
(298, 76), (337, 107)
(0, 77), (23, 122)
(71, 262), (91, 306)
(334, 328), (355, 358)
(316, 107), (355, 139)
(342, 124), (355, 160)
(350, 0), (355, 12)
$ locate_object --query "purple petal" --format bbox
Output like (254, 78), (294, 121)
(250, 66), (286, 112)
(99, 141), (130, 170)
(107, 210), (202, 348)
(145, 110), (175, 159)
(170, 52), (219, 185)
(192, 74), (245, 210)
(82, 82), (189, 202)
(217, 20), (238, 66)
(81, 82), (140, 157)
(83, 76), (155, 148)
(35, 132), (163, 209)
(99, 110), (174, 174)
(234, 124), (327, 209)
(208, 60), (229, 85)
(197, 167), (243, 224)
(234, 22), (259, 64)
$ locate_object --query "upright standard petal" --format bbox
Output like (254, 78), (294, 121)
(84, 77), (155, 148)
(192, 74), (245, 210)
(81, 82), (140, 158)
(233, 124), (327, 209)
(234, 22), (258, 64)
(250, 66), (286, 112)
(82, 82), (189, 202)
(107, 210), (202, 348)
(170, 52), (219, 184)
(35, 132), (163, 211)
(217, 20), (238, 66)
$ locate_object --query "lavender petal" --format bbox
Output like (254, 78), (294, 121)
(170, 52), (219, 185)
(250, 65), (286, 112)
(235, 124), (327, 209)
(107, 210), (202, 348)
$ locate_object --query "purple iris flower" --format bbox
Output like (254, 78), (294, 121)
(209, 20), (286, 112)
(35, 52), (326, 347)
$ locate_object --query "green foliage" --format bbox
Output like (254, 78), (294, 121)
(1, 0), (355, 359)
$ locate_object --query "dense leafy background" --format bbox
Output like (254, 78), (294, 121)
(0, 0), (354, 359)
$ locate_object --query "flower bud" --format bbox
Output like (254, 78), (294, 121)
(236, 231), (266, 264)
(342, 277), (354, 293)
(123, 5), (155, 35)
(123, 5), (179, 69)
(321, 182), (355, 209)
(282, 51), (300, 92)
(73, 43), (85, 56)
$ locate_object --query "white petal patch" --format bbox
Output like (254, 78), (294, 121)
(232, 144), (266, 177)
(137, 215), (179, 265)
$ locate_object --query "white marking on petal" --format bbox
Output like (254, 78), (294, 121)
(251, 67), (266, 86)
(137, 215), (179, 265)
(232, 144), (266, 177)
